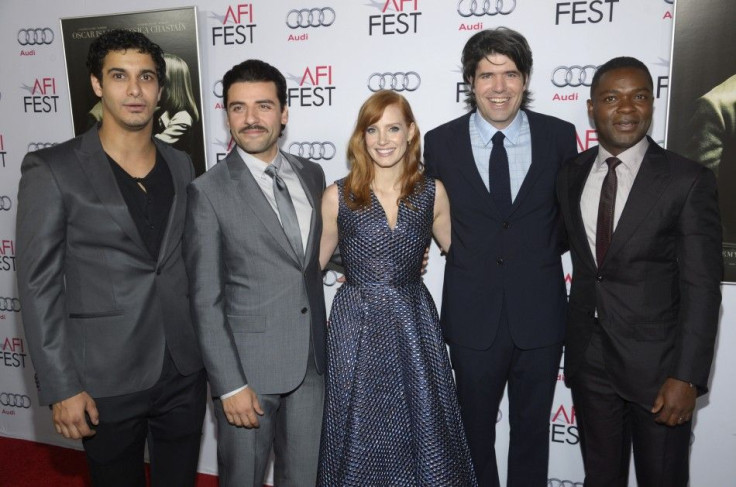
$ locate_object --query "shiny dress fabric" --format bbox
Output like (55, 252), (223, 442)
(318, 177), (476, 486)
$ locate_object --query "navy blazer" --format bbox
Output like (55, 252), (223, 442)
(424, 109), (577, 350)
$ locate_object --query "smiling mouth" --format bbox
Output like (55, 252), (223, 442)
(374, 148), (396, 156)
(487, 97), (510, 105)
(614, 120), (639, 131)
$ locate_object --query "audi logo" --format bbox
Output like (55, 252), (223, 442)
(17, 28), (54, 46)
(457, 0), (516, 17)
(27, 142), (57, 152)
(368, 72), (421, 93)
(286, 7), (336, 28)
(551, 65), (598, 88)
(0, 297), (21, 312)
(213, 80), (223, 99)
(0, 196), (11, 211)
(323, 269), (341, 287)
(0, 392), (32, 408)
(289, 142), (336, 161)
(547, 480), (584, 487)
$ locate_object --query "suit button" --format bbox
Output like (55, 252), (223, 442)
(497, 258), (504, 265)
(301, 307), (308, 314)
(596, 275), (603, 282)
(502, 221), (510, 229)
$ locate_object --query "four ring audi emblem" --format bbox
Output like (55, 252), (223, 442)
(457, 0), (516, 17)
(27, 142), (57, 152)
(0, 297), (21, 312)
(289, 142), (336, 161)
(552, 65), (598, 88)
(0, 393), (32, 408)
(0, 196), (12, 211)
(323, 269), (340, 286)
(368, 72), (421, 92)
(286, 8), (336, 28)
(547, 480), (584, 487)
(17, 28), (54, 46)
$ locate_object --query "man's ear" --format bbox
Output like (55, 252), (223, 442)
(91, 74), (103, 97)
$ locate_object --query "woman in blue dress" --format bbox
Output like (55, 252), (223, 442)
(317, 90), (477, 486)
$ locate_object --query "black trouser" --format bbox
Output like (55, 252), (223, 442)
(82, 350), (207, 487)
(570, 326), (691, 487)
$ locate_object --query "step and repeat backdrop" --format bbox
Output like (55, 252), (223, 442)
(1, 0), (735, 485)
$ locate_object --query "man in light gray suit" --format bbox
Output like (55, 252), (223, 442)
(184, 59), (326, 487)
(16, 30), (205, 486)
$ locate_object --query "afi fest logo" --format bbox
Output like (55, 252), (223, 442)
(550, 403), (579, 445)
(0, 196), (12, 212)
(214, 137), (236, 164)
(211, 4), (256, 46)
(1, 336), (27, 368)
(0, 239), (16, 272)
(0, 134), (6, 168)
(22, 77), (59, 113)
(287, 66), (335, 107)
(555, 0), (619, 25)
(368, 0), (422, 36)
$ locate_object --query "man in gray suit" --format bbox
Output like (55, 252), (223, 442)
(184, 59), (327, 487)
(16, 30), (205, 486)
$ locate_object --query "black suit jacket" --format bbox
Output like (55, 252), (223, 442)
(16, 126), (204, 405)
(557, 138), (722, 407)
(424, 109), (577, 350)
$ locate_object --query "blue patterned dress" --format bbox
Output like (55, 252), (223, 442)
(318, 176), (477, 486)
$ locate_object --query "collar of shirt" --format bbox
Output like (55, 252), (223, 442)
(595, 136), (650, 174)
(472, 108), (525, 148)
(237, 146), (282, 178)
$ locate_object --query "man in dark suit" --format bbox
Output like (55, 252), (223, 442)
(184, 60), (326, 487)
(424, 27), (577, 486)
(16, 30), (206, 486)
(557, 56), (722, 486)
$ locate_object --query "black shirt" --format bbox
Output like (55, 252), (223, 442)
(107, 150), (174, 260)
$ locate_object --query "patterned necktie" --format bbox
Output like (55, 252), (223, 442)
(265, 164), (304, 263)
(595, 157), (623, 267)
(489, 131), (512, 215)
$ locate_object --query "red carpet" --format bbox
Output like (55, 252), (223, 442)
(0, 436), (219, 487)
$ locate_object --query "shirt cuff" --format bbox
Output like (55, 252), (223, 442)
(220, 384), (248, 399)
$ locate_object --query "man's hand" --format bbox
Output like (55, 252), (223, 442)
(222, 387), (264, 428)
(651, 378), (697, 426)
(52, 391), (99, 439)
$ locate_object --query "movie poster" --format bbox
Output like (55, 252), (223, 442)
(60, 7), (206, 175)
(666, 0), (736, 282)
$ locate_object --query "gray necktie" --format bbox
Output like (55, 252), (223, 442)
(265, 164), (304, 263)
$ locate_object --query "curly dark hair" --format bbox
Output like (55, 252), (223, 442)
(461, 27), (533, 110)
(222, 59), (287, 109)
(86, 29), (166, 87)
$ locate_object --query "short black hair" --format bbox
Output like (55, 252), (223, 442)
(86, 29), (166, 87)
(461, 27), (533, 110)
(222, 59), (287, 110)
(590, 56), (653, 98)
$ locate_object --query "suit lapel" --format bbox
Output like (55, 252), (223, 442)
(568, 149), (598, 270)
(604, 141), (670, 265)
(75, 127), (148, 256)
(282, 151), (318, 265)
(452, 113), (498, 215)
(226, 150), (302, 267)
(155, 141), (188, 266)
(511, 110), (544, 215)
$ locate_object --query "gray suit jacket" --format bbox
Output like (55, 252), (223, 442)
(16, 126), (204, 406)
(184, 149), (327, 397)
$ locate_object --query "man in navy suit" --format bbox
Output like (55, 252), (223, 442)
(424, 27), (577, 486)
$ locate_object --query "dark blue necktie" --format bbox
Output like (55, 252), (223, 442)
(489, 131), (512, 215)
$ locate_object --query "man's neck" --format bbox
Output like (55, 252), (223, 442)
(98, 123), (157, 178)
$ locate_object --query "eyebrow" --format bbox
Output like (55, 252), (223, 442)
(106, 67), (157, 77)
